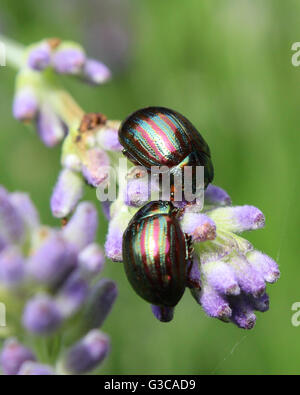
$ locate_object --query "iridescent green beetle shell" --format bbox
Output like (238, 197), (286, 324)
(119, 107), (214, 188)
(122, 201), (189, 307)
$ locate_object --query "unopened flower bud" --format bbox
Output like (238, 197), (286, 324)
(0, 339), (35, 375)
(51, 169), (84, 218)
(62, 330), (110, 375)
(23, 295), (63, 335)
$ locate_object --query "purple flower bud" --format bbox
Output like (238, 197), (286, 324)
(151, 305), (174, 323)
(123, 178), (150, 207)
(0, 339), (35, 375)
(228, 254), (265, 297)
(203, 261), (240, 296)
(12, 88), (38, 122)
(229, 296), (256, 330)
(181, 213), (216, 242)
(97, 127), (123, 152)
(204, 184), (231, 206)
(56, 271), (89, 317)
(63, 330), (110, 375)
(81, 148), (110, 187)
(10, 192), (40, 229)
(78, 243), (105, 275)
(27, 43), (51, 71)
(199, 286), (232, 321)
(209, 205), (265, 233)
(23, 295), (63, 335)
(249, 293), (269, 312)
(83, 279), (118, 330)
(83, 58), (111, 84)
(0, 246), (25, 288)
(186, 259), (202, 289)
(36, 103), (65, 147)
(28, 235), (77, 286)
(51, 169), (84, 218)
(52, 47), (85, 74)
(18, 361), (55, 375)
(63, 202), (98, 250)
(105, 213), (125, 262)
(246, 250), (280, 284)
(0, 187), (24, 243)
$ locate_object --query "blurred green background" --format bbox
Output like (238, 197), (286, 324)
(0, 0), (299, 374)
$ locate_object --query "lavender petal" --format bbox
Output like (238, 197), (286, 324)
(51, 169), (84, 218)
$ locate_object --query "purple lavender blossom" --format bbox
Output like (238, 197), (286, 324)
(0, 339), (35, 375)
(208, 205), (265, 233)
(81, 148), (110, 187)
(56, 271), (89, 317)
(78, 243), (105, 276)
(52, 47), (86, 74)
(105, 214), (124, 262)
(27, 43), (51, 71)
(123, 177), (151, 207)
(51, 169), (84, 218)
(23, 295), (63, 335)
(12, 88), (38, 122)
(10, 192), (40, 230)
(0, 187), (24, 243)
(63, 202), (98, 250)
(82, 279), (118, 330)
(97, 127), (123, 152)
(181, 213), (216, 242)
(0, 246), (25, 288)
(204, 184), (232, 206)
(18, 361), (55, 375)
(36, 103), (65, 147)
(83, 58), (111, 84)
(27, 234), (77, 286)
(62, 330), (110, 375)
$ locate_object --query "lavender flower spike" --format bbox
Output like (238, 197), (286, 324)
(27, 42), (51, 71)
(51, 168), (84, 218)
(62, 330), (110, 375)
(208, 205), (265, 233)
(83, 58), (111, 84)
(12, 88), (38, 122)
(0, 246), (25, 288)
(78, 243), (105, 276)
(23, 295), (63, 335)
(18, 361), (55, 375)
(0, 339), (35, 375)
(63, 202), (98, 250)
(52, 43), (86, 75)
(27, 234), (77, 286)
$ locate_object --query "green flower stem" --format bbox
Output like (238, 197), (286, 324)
(0, 35), (25, 69)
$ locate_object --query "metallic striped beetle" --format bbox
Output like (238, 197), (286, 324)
(119, 107), (214, 195)
(122, 201), (192, 307)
